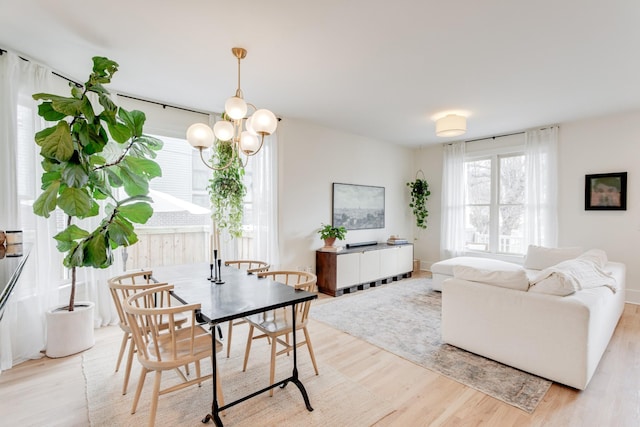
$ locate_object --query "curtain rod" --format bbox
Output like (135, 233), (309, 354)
(0, 47), (213, 117)
(116, 93), (210, 116)
(449, 126), (557, 145)
(464, 131), (524, 143)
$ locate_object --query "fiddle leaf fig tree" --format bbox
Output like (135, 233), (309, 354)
(32, 56), (163, 311)
(209, 137), (246, 238)
(407, 178), (430, 229)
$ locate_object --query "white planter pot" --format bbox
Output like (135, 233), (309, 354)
(45, 301), (95, 358)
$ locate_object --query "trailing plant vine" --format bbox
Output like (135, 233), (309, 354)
(208, 140), (246, 238)
(407, 177), (430, 229)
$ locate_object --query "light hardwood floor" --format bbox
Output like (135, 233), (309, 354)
(1, 275), (639, 426)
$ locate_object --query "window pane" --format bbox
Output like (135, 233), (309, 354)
(465, 159), (491, 204)
(465, 205), (490, 251)
(499, 155), (525, 204)
(499, 205), (524, 254)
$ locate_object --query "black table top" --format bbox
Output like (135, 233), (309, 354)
(153, 263), (317, 324)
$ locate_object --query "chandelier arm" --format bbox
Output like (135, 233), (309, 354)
(245, 103), (257, 115)
(198, 146), (237, 171)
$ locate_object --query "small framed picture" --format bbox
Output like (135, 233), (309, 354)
(585, 172), (627, 211)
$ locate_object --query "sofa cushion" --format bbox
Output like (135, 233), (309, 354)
(431, 256), (521, 276)
(452, 265), (529, 291)
(523, 245), (583, 270)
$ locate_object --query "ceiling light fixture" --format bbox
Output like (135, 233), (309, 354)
(186, 47), (278, 170)
(436, 114), (467, 137)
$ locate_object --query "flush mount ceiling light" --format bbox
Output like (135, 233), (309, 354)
(186, 47), (278, 170)
(436, 114), (467, 137)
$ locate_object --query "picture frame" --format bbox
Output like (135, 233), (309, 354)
(585, 172), (627, 211)
(332, 183), (385, 230)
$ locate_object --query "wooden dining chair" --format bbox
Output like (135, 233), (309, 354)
(123, 284), (224, 427)
(108, 270), (187, 395)
(242, 270), (319, 396)
(223, 260), (270, 358)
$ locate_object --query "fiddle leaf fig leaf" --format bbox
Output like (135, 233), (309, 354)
(81, 233), (109, 268)
(107, 216), (136, 246)
(118, 108), (145, 137)
(107, 121), (131, 144)
(54, 224), (90, 252)
(36, 121), (74, 161)
(37, 102), (67, 121)
(118, 202), (153, 224)
(123, 156), (162, 179)
(118, 165), (149, 196)
(33, 180), (60, 218)
(61, 162), (88, 188)
(57, 187), (93, 217)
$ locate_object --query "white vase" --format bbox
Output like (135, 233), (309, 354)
(45, 301), (95, 358)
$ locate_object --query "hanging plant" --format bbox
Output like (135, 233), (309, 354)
(208, 140), (246, 238)
(407, 175), (430, 229)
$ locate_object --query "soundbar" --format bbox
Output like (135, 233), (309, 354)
(346, 241), (378, 249)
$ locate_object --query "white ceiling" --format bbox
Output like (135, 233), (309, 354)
(1, 0), (639, 147)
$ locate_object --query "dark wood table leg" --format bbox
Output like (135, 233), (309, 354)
(202, 325), (223, 426)
(288, 303), (313, 412)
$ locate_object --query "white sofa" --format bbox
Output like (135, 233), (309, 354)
(436, 248), (626, 390)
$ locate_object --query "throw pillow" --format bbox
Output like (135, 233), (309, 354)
(523, 245), (583, 270)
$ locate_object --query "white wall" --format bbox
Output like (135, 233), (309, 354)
(412, 109), (640, 303)
(558, 110), (640, 303)
(277, 118), (415, 271)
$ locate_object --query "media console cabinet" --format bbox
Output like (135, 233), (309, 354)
(316, 243), (413, 296)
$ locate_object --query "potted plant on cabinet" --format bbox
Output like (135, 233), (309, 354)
(32, 56), (163, 357)
(318, 223), (347, 249)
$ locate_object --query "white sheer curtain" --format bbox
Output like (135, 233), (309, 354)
(251, 131), (280, 268)
(0, 51), (59, 370)
(440, 141), (466, 259)
(524, 126), (559, 247)
(0, 52), (122, 371)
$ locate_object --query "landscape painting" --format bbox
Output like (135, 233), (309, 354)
(332, 183), (385, 230)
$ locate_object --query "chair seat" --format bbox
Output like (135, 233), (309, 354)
(245, 310), (306, 334)
(144, 327), (222, 368)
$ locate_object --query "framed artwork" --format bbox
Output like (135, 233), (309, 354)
(585, 172), (627, 211)
(332, 183), (385, 230)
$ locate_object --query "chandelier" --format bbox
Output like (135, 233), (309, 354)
(186, 47), (278, 170)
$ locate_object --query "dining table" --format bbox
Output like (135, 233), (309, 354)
(152, 262), (318, 427)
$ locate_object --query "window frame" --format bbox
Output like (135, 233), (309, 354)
(464, 144), (526, 257)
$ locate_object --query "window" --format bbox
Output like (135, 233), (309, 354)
(464, 152), (525, 255)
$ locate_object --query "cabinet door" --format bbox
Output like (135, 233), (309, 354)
(397, 245), (414, 273)
(379, 247), (398, 278)
(359, 250), (380, 283)
(336, 252), (360, 289)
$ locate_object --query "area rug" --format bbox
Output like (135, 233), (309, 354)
(83, 325), (395, 426)
(309, 278), (552, 413)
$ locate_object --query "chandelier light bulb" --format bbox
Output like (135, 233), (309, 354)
(251, 109), (278, 135)
(213, 120), (234, 141)
(186, 123), (215, 148)
(240, 131), (260, 154)
(225, 96), (247, 120)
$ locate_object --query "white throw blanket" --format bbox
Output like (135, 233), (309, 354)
(530, 258), (617, 295)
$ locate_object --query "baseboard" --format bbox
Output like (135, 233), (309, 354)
(625, 289), (640, 305)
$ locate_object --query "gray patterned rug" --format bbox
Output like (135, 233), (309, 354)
(309, 278), (551, 413)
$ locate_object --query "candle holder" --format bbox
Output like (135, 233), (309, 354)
(208, 263), (214, 281)
(215, 259), (225, 285)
